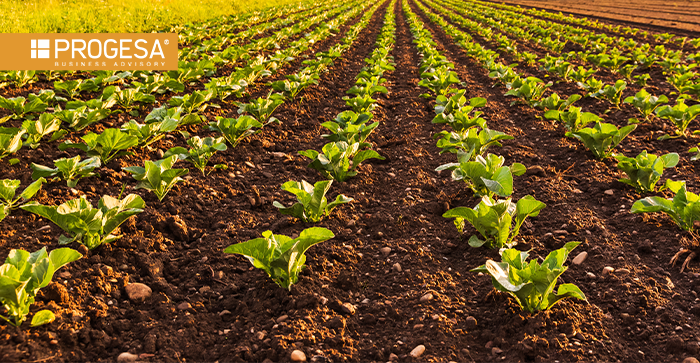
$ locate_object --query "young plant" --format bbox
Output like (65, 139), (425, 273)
(0, 95), (47, 122)
(163, 135), (227, 174)
(30, 156), (101, 187)
(22, 194), (145, 249)
(544, 106), (602, 133)
(0, 247), (82, 327)
(0, 178), (45, 222)
(273, 180), (353, 223)
(208, 115), (264, 147)
(505, 77), (552, 106)
(591, 80), (627, 108)
(577, 77), (604, 95)
(168, 90), (213, 125)
(534, 93), (581, 112)
(472, 242), (587, 313)
(102, 86), (156, 113)
(434, 128), (513, 158)
(623, 89), (668, 122)
(0, 128), (25, 159)
(270, 71), (319, 99)
(432, 90), (487, 131)
(224, 227), (335, 289)
(418, 67), (461, 97)
(631, 180), (700, 231)
(123, 156), (188, 201)
(299, 141), (384, 182)
(54, 80), (83, 99)
(343, 94), (378, 114)
(59, 128), (138, 163)
(436, 153), (526, 198)
(568, 122), (636, 159)
(320, 111), (378, 147)
(443, 195), (545, 248)
(655, 100), (700, 138)
(238, 92), (285, 124)
(21, 113), (61, 149)
(615, 151), (679, 192)
(54, 106), (111, 132)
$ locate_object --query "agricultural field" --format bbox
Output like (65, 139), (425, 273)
(1, 0), (700, 362)
(490, 0), (700, 33)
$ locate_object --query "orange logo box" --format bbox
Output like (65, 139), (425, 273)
(0, 33), (178, 70)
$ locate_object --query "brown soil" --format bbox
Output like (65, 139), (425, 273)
(1, 0), (700, 362)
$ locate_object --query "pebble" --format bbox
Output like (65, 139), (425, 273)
(420, 293), (434, 303)
(492, 347), (503, 355)
(572, 252), (588, 265)
(683, 358), (699, 363)
(117, 352), (138, 363)
(125, 283), (151, 303)
(465, 316), (477, 329)
(276, 315), (288, 323)
(603, 266), (615, 275)
(604, 189), (614, 195)
(380, 247), (392, 257)
(389, 353), (399, 361)
(291, 350), (306, 362)
(392, 263), (402, 272)
(245, 161), (255, 168)
(617, 268), (631, 275)
(177, 302), (192, 310)
(586, 272), (597, 279)
(410, 345), (425, 358)
(387, 172), (396, 178)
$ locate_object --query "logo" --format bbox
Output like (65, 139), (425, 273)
(0, 34), (178, 70)
(30, 39), (50, 59)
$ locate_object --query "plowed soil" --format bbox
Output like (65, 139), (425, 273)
(1, 0), (700, 362)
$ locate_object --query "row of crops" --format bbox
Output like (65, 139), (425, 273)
(0, 0), (698, 357)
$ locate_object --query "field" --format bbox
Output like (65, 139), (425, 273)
(491, 0), (700, 33)
(1, 0), (700, 362)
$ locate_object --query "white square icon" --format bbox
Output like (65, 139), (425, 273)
(31, 39), (50, 59)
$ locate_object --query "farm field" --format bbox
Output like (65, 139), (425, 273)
(1, 0), (700, 362)
(490, 0), (700, 33)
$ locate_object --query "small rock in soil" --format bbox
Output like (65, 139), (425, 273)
(392, 263), (402, 272)
(167, 215), (189, 241)
(492, 347), (503, 355)
(409, 345), (425, 358)
(276, 315), (288, 323)
(325, 316), (346, 330)
(603, 266), (615, 275)
(604, 189), (614, 195)
(683, 358), (699, 363)
(420, 293), (433, 303)
(117, 352), (138, 363)
(380, 247), (392, 257)
(125, 283), (152, 303)
(291, 350), (306, 362)
(572, 252), (588, 265)
(177, 302), (192, 310)
(389, 353), (399, 361)
(328, 300), (355, 315)
(43, 282), (70, 304)
(617, 268), (631, 275)
(465, 316), (477, 329)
